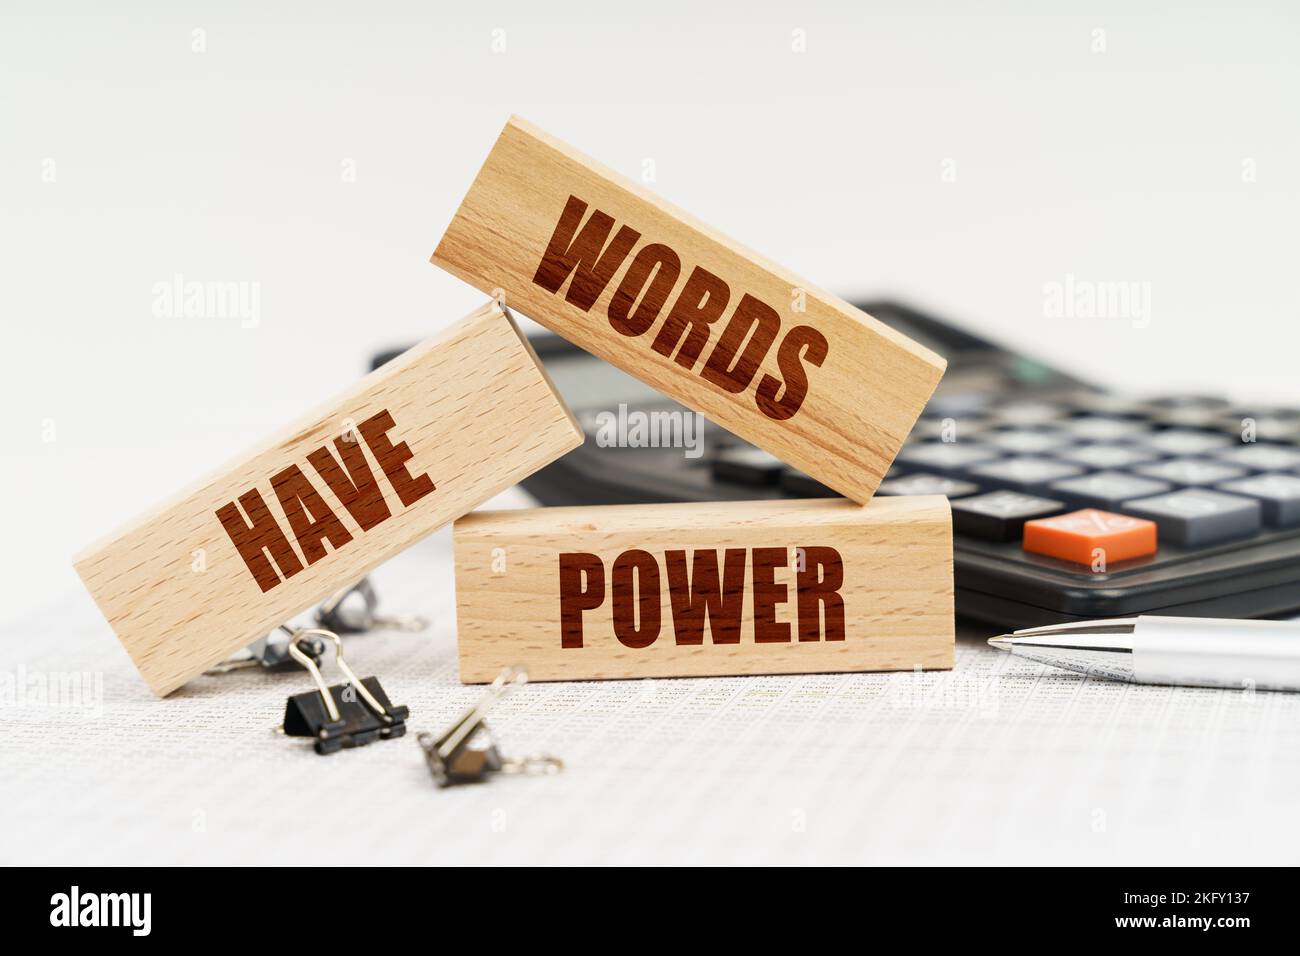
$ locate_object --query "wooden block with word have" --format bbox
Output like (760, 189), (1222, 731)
(74, 300), (582, 696)
(432, 117), (946, 504)
(453, 496), (954, 682)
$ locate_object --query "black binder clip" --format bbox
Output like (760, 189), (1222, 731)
(315, 577), (428, 634)
(206, 625), (326, 675)
(282, 628), (409, 755)
(417, 666), (563, 787)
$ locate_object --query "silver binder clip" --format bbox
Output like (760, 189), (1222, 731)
(205, 624), (327, 675)
(417, 665), (563, 787)
(314, 577), (428, 634)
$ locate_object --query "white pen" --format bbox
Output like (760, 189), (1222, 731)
(987, 615), (1300, 692)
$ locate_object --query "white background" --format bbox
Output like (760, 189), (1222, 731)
(4, 1), (1298, 615)
(3, 0), (1299, 868)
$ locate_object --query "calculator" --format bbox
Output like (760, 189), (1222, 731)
(375, 301), (1300, 629)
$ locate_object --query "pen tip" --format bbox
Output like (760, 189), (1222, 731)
(987, 635), (1012, 649)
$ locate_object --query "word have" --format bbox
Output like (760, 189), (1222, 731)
(50, 886), (151, 937)
(533, 194), (829, 421)
(559, 546), (845, 648)
(216, 409), (434, 592)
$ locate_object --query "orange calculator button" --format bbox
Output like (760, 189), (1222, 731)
(1022, 508), (1157, 565)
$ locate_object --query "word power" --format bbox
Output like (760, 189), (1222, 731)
(74, 300), (582, 696)
(559, 546), (847, 649)
(432, 116), (946, 504)
(453, 496), (954, 682)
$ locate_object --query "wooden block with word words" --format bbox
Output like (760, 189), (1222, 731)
(432, 117), (946, 504)
(453, 496), (953, 682)
(74, 300), (583, 696)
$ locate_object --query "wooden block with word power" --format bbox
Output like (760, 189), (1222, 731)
(453, 496), (954, 682)
(74, 300), (582, 696)
(432, 117), (946, 504)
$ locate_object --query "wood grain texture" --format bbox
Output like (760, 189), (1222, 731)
(432, 116), (946, 504)
(453, 496), (954, 683)
(73, 301), (583, 696)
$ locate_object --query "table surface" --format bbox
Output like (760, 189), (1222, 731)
(4, 488), (1298, 866)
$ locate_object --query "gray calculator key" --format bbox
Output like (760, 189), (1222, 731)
(985, 430), (1074, 454)
(877, 473), (980, 498)
(1146, 429), (1234, 456)
(952, 491), (1065, 541)
(1134, 457), (1248, 486)
(1059, 417), (1152, 442)
(1048, 471), (1172, 508)
(1212, 443), (1300, 471)
(1215, 473), (1300, 528)
(1121, 489), (1262, 547)
(711, 447), (785, 485)
(907, 417), (991, 442)
(968, 456), (1084, 491)
(896, 442), (1001, 472)
(988, 401), (1069, 426)
(779, 468), (838, 498)
(1057, 443), (1162, 469)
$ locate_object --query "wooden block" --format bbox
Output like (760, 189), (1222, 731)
(453, 496), (954, 682)
(432, 117), (946, 504)
(74, 300), (583, 696)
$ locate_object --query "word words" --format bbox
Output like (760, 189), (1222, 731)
(594, 403), (705, 459)
(559, 546), (844, 648)
(534, 195), (829, 421)
(50, 886), (151, 936)
(217, 409), (434, 592)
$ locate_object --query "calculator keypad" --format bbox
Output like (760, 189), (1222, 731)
(701, 388), (1300, 579)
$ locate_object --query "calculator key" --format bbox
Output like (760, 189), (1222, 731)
(779, 468), (839, 498)
(1140, 395), (1231, 428)
(924, 392), (989, 419)
(1214, 408), (1300, 443)
(711, 447), (785, 486)
(1047, 471), (1172, 509)
(1215, 473), (1300, 528)
(877, 473), (981, 498)
(968, 456), (1084, 491)
(1022, 509), (1158, 565)
(952, 492), (1066, 542)
(985, 430), (1074, 454)
(1061, 392), (1146, 417)
(895, 442), (1001, 472)
(1212, 443), (1300, 471)
(987, 401), (1069, 426)
(1134, 457), (1248, 487)
(907, 417), (991, 442)
(1121, 489), (1262, 547)
(1145, 429), (1234, 456)
(1058, 416), (1152, 442)
(1057, 443), (1162, 470)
